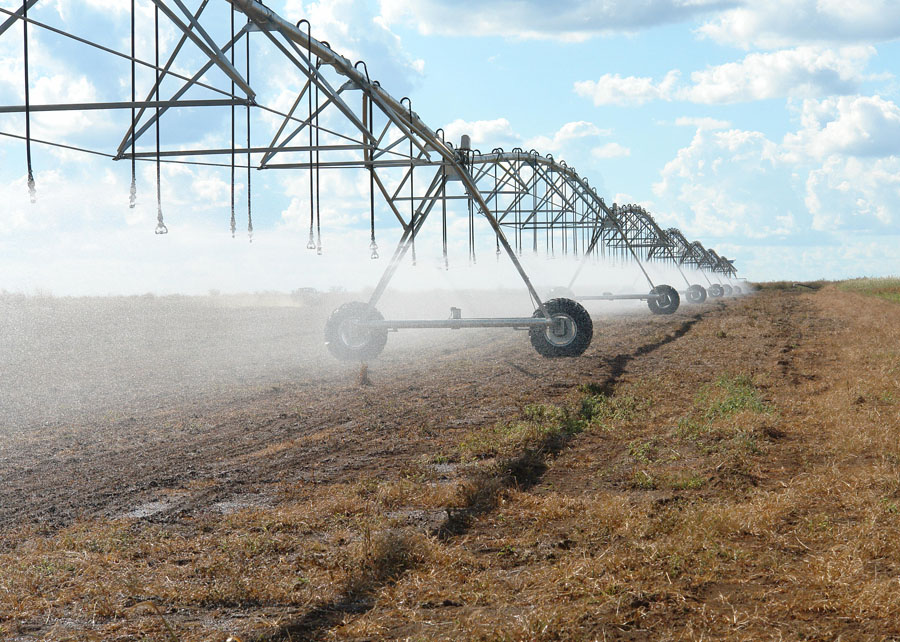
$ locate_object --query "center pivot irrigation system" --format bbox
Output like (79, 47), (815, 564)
(1, 0), (742, 361)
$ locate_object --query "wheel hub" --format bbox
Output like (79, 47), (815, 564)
(338, 318), (370, 349)
(547, 314), (577, 346)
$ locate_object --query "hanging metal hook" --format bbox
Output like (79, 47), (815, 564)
(400, 96), (416, 266)
(23, 0), (36, 203)
(400, 96), (414, 128)
(354, 60), (370, 83)
(296, 20), (319, 251)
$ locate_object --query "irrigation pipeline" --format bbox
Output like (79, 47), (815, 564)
(0, 1), (740, 358)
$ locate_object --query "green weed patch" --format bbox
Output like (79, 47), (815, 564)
(839, 277), (900, 304)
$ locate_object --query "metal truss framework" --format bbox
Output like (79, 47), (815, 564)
(0, 0), (742, 357)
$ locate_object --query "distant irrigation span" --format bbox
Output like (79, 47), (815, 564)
(0, 0), (743, 360)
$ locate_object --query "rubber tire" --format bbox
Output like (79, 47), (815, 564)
(324, 301), (389, 361)
(733, 286), (742, 295)
(709, 284), (724, 298)
(723, 284), (733, 297)
(547, 286), (576, 300)
(686, 284), (707, 304)
(529, 298), (593, 358)
(647, 284), (680, 315)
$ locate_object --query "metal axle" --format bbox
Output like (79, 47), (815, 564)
(359, 317), (552, 331)
(577, 293), (661, 301)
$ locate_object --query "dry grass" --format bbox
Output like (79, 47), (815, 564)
(754, 279), (832, 291)
(2, 284), (900, 640)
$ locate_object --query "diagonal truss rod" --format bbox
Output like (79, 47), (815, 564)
(115, 22), (253, 158)
(0, 0), (38, 38)
(150, 0), (254, 98)
(226, 0), (550, 312)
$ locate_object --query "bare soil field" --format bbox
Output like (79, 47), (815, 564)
(1, 284), (899, 641)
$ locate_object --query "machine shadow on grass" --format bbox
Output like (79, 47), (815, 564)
(436, 312), (705, 540)
(254, 531), (420, 642)
(590, 313), (705, 397)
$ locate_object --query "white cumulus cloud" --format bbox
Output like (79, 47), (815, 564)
(697, 0), (900, 49)
(653, 127), (794, 239)
(379, 0), (736, 41)
(441, 117), (520, 149)
(524, 121), (611, 154)
(681, 46), (874, 103)
(785, 95), (900, 159)
(442, 118), (615, 159)
(282, 0), (424, 93)
(805, 155), (900, 231)
(655, 95), (900, 240)
(574, 71), (681, 106)
(574, 47), (875, 106)
(592, 142), (631, 158)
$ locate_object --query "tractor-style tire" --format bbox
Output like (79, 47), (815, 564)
(647, 285), (680, 315)
(733, 286), (742, 295)
(709, 284), (724, 298)
(324, 301), (389, 361)
(686, 284), (707, 304)
(529, 298), (593, 358)
(723, 284), (733, 297)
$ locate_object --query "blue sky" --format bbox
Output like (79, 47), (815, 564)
(1, 0), (899, 295)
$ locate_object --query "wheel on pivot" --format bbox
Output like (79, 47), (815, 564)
(686, 284), (707, 304)
(733, 285), (742, 295)
(708, 284), (724, 298)
(529, 298), (593, 358)
(546, 286), (576, 300)
(723, 284), (733, 297)
(324, 301), (389, 361)
(647, 284), (680, 315)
